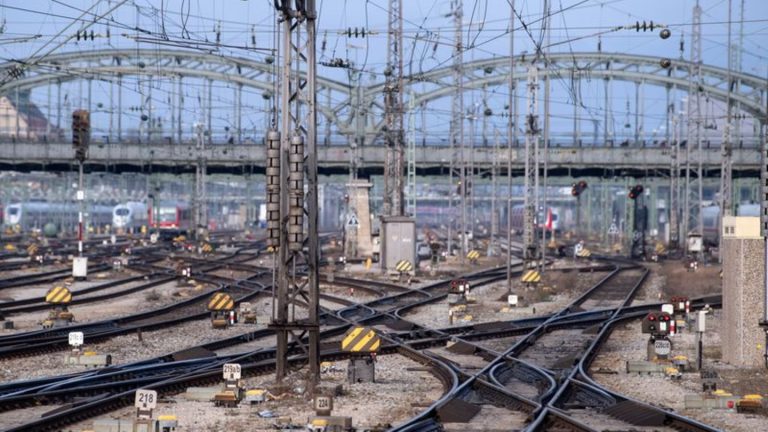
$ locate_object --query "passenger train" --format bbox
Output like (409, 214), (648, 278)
(112, 202), (149, 233)
(509, 204), (562, 235)
(149, 202), (192, 236)
(4, 202), (113, 235)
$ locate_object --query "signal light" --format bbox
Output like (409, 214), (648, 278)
(628, 184), (644, 200)
(72, 110), (90, 162)
(571, 180), (588, 197)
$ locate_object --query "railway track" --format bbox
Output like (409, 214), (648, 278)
(0, 250), (726, 432)
(0, 273), (266, 358)
(394, 262), (722, 432)
(0, 244), (169, 290)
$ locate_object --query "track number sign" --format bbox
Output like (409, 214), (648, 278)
(68, 331), (84, 347)
(135, 389), (158, 410)
(314, 396), (333, 412)
(223, 363), (242, 380)
(654, 339), (672, 356)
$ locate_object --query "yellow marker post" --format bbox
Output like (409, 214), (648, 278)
(341, 326), (381, 353)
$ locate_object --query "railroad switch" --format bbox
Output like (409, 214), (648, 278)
(64, 331), (111, 368)
(341, 327), (380, 384)
(213, 363), (244, 407)
(91, 416), (178, 432)
(244, 388), (268, 404)
(42, 285), (75, 328)
(308, 396), (354, 432)
(307, 416), (353, 432)
(685, 390), (766, 413)
(64, 349), (112, 368)
(213, 381), (244, 407)
(239, 302), (257, 324)
(207, 292), (235, 329)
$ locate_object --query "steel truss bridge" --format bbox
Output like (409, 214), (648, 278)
(0, 48), (765, 176)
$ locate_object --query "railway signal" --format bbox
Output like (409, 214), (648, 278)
(571, 180), (588, 237)
(72, 110), (91, 279)
(627, 184), (646, 258)
(642, 311), (674, 361)
(641, 312), (672, 335)
(72, 110), (90, 162)
(628, 184), (644, 200)
(571, 180), (588, 197)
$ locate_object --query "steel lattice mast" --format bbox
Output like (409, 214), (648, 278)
(719, 0), (734, 258)
(669, 107), (680, 249)
(448, 0), (466, 261)
(406, 91), (417, 217)
(270, 0), (320, 386)
(684, 0), (704, 252)
(506, 0), (516, 293)
(523, 65), (541, 269)
(382, 0), (404, 216)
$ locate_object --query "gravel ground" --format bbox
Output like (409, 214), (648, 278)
(566, 409), (678, 431)
(630, 265), (664, 305)
(402, 269), (609, 329)
(320, 283), (379, 303)
(590, 310), (768, 432)
(0, 404), (61, 430)
(444, 404), (528, 431)
(475, 335), (522, 352)
(0, 319), (255, 382)
(71, 353), (443, 432)
(0, 263), (70, 279)
(0, 278), (215, 334)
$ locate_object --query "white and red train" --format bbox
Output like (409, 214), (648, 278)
(112, 201), (192, 235)
(508, 204), (562, 234)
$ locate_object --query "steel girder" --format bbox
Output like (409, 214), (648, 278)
(1, 50), (766, 140)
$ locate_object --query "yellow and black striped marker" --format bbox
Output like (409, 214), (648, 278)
(341, 326), (381, 353)
(466, 250), (480, 261)
(45, 286), (72, 304)
(201, 243), (214, 254)
(27, 244), (39, 256)
(207, 292), (234, 311)
(521, 269), (541, 284)
(576, 248), (592, 258)
(395, 259), (413, 273)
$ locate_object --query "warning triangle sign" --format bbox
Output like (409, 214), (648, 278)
(347, 214), (359, 227)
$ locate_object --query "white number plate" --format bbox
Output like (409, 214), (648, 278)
(314, 396), (333, 411)
(654, 340), (672, 356)
(135, 389), (158, 410)
(223, 363), (242, 380)
(68, 332), (84, 347)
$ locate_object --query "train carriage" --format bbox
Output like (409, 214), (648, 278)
(4, 202), (112, 235)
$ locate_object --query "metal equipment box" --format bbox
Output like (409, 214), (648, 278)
(379, 216), (416, 274)
(72, 257), (88, 279)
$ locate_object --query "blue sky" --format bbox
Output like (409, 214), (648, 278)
(1, 0), (766, 144)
